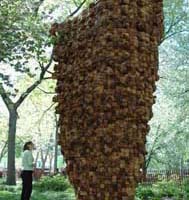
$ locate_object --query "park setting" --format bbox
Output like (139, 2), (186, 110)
(0, 0), (189, 199)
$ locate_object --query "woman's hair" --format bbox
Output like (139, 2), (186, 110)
(23, 141), (33, 151)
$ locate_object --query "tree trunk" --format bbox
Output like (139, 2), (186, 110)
(142, 161), (147, 182)
(6, 109), (17, 185)
(54, 143), (58, 173)
(49, 153), (53, 173)
(0, 141), (8, 163)
(54, 115), (58, 173)
(40, 149), (49, 172)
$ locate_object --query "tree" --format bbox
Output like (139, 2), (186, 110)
(0, 0), (53, 185)
(0, 0), (92, 185)
(146, 0), (189, 170)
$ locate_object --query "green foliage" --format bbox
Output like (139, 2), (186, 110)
(0, 183), (21, 200)
(153, 181), (182, 199)
(0, 191), (17, 200)
(0, 0), (49, 92)
(136, 180), (187, 200)
(182, 179), (189, 199)
(33, 175), (75, 193)
(0, 0), (25, 62)
(2, 179), (189, 200)
(136, 185), (155, 200)
(0, 175), (75, 200)
(32, 190), (75, 200)
(146, 0), (189, 170)
(0, 190), (75, 200)
(0, 189), (75, 200)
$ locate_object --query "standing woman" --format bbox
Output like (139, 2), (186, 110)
(21, 141), (35, 200)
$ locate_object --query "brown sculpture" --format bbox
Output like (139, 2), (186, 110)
(51, 0), (164, 199)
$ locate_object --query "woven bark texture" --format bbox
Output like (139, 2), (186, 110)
(51, 0), (163, 199)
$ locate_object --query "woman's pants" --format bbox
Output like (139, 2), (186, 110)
(21, 170), (33, 200)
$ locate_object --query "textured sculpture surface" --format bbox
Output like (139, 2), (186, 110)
(51, 0), (163, 199)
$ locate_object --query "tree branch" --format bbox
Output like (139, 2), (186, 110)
(69, 0), (87, 17)
(164, 14), (184, 37)
(15, 55), (53, 108)
(47, 70), (54, 75)
(36, 102), (56, 130)
(177, 89), (189, 95)
(33, 0), (45, 17)
(37, 86), (56, 94)
(73, 0), (79, 7)
(40, 102), (56, 120)
(0, 83), (13, 111)
(146, 124), (161, 169)
(43, 77), (53, 80)
(183, 89), (189, 94)
(161, 30), (189, 43)
(37, 57), (45, 71)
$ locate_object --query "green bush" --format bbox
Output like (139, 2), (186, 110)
(0, 184), (21, 193)
(153, 180), (182, 199)
(136, 180), (185, 200)
(1, 177), (189, 200)
(0, 175), (75, 200)
(33, 175), (74, 193)
(33, 177), (76, 200)
(182, 179), (189, 199)
(0, 191), (19, 200)
(136, 184), (155, 200)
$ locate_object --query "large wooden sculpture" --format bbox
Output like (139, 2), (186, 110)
(51, 0), (164, 199)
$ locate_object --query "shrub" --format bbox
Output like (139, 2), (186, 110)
(153, 180), (182, 199)
(136, 180), (184, 200)
(136, 184), (155, 200)
(33, 175), (75, 193)
(182, 179), (189, 199)
(0, 191), (18, 200)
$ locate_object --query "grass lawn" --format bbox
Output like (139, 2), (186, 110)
(1, 177), (189, 200)
(0, 190), (75, 200)
(0, 176), (76, 200)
